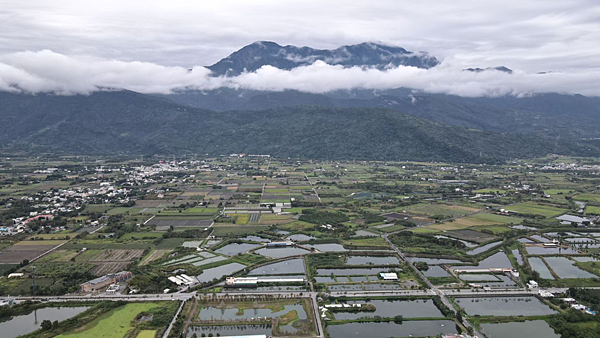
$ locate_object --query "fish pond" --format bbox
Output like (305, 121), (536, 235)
(344, 255), (400, 265)
(0, 306), (90, 338)
(255, 247), (311, 258)
(332, 299), (443, 320)
(480, 320), (560, 338)
(215, 243), (261, 256)
(327, 320), (458, 338)
(247, 258), (306, 275)
(456, 297), (556, 316)
(544, 257), (597, 279)
(196, 262), (246, 283)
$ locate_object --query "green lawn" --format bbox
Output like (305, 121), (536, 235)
(58, 303), (161, 338)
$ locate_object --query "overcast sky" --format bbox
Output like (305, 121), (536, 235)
(0, 0), (598, 96)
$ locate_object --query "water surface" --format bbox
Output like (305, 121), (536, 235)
(0, 306), (89, 338)
(456, 297), (556, 316)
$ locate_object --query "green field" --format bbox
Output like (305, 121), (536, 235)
(574, 193), (600, 204)
(136, 330), (157, 338)
(58, 302), (162, 338)
(585, 206), (600, 215)
(508, 202), (567, 217)
(431, 212), (521, 231)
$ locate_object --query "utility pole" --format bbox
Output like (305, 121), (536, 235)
(32, 265), (37, 296)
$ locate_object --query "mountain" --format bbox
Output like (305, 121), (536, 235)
(160, 88), (600, 138)
(0, 91), (596, 163)
(207, 41), (440, 76)
(464, 66), (513, 74)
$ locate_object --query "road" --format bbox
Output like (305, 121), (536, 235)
(383, 233), (485, 338)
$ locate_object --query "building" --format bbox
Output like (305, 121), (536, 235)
(80, 271), (133, 293)
(225, 276), (306, 287)
(267, 241), (292, 247)
(527, 280), (538, 289)
(556, 214), (591, 226)
(379, 272), (398, 280)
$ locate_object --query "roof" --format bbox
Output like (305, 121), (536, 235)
(379, 272), (398, 279)
(556, 214), (590, 223)
(82, 275), (111, 286)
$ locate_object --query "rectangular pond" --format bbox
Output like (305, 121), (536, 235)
(333, 299), (442, 320)
(466, 241), (502, 255)
(327, 320), (457, 338)
(248, 258), (306, 275)
(408, 257), (464, 265)
(526, 247), (579, 255)
(480, 320), (560, 338)
(423, 266), (451, 277)
(458, 274), (500, 282)
(345, 255), (400, 266)
(528, 257), (555, 279)
(453, 252), (512, 271)
(456, 296), (557, 316)
(306, 243), (347, 252)
(196, 262), (246, 283)
(544, 257), (598, 279)
(215, 243), (261, 256)
(255, 247), (310, 258)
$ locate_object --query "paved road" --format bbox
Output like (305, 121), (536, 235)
(162, 297), (186, 338)
(383, 233), (485, 338)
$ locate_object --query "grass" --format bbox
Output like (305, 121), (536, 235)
(403, 203), (479, 217)
(507, 202), (568, 217)
(585, 206), (600, 215)
(57, 302), (162, 338)
(212, 226), (266, 236)
(430, 212), (521, 231)
(155, 238), (185, 249)
(136, 330), (157, 338)
(574, 193), (600, 204)
(120, 232), (164, 240)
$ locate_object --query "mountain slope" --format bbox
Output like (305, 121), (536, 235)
(160, 89), (600, 138)
(0, 91), (596, 162)
(207, 41), (439, 76)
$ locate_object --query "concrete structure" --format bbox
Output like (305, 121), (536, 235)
(225, 276), (306, 287)
(267, 241), (293, 247)
(379, 272), (398, 280)
(80, 271), (132, 293)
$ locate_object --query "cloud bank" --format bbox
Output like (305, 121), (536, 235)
(0, 50), (598, 97)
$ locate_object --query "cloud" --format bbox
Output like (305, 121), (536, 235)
(0, 50), (598, 97)
(1, 0), (598, 74)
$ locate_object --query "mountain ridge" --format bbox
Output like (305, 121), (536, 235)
(1, 90), (595, 163)
(207, 41), (440, 76)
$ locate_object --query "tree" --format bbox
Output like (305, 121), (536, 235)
(40, 320), (52, 331)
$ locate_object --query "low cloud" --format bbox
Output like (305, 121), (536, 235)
(0, 50), (598, 97)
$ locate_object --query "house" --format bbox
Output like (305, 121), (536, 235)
(527, 280), (538, 288)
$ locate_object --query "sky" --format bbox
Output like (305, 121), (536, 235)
(0, 0), (598, 96)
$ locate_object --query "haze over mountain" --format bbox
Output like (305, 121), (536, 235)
(207, 41), (440, 76)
